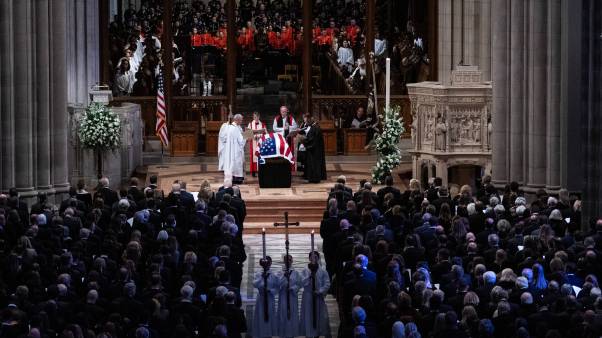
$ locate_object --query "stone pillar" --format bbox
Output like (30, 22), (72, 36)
(226, 0), (237, 112)
(86, 0), (100, 93)
(478, 0), (492, 81)
(546, 0), (561, 189)
(51, 0), (70, 192)
(438, 0), (452, 85)
(13, 0), (35, 192)
(302, 0), (313, 114)
(509, 0), (524, 184)
(527, 0), (547, 188)
(0, 1), (15, 190)
(491, 0), (509, 184)
(36, 0), (52, 190)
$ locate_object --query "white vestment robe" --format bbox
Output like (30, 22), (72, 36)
(218, 122), (246, 178)
(251, 269), (279, 338)
(337, 47), (354, 71)
(276, 268), (302, 337)
(299, 267), (331, 337)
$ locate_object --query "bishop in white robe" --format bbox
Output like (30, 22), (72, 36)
(276, 256), (302, 338)
(218, 114), (246, 180)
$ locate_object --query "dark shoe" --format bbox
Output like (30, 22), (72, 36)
(252, 172), (257, 177)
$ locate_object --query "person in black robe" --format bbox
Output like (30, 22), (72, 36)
(300, 113), (327, 183)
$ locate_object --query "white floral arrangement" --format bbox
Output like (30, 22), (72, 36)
(78, 102), (122, 151)
(371, 105), (405, 184)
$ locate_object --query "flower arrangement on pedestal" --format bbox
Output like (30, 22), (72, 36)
(371, 105), (405, 184)
(78, 102), (121, 177)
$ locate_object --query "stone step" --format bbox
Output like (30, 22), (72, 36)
(244, 221), (320, 234)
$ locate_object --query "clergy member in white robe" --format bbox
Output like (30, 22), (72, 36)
(252, 257), (279, 338)
(218, 114), (246, 181)
(276, 255), (302, 338)
(337, 40), (354, 73)
(299, 251), (331, 338)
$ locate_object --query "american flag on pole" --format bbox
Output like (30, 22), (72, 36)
(256, 132), (294, 164)
(155, 69), (169, 147)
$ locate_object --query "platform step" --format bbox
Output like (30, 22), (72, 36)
(244, 222), (320, 234)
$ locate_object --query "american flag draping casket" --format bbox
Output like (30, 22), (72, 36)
(256, 132), (295, 164)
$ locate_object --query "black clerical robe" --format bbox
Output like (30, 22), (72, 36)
(302, 123), (327, 183)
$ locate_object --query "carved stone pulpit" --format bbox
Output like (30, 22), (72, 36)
(407, 66), (492, 186)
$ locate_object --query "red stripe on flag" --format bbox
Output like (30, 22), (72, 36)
(278, 133), (285, 156)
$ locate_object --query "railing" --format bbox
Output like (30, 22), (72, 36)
(111, 96), (227, 138)
(311, 94), (412, 138)
(321, 52), (355, 95)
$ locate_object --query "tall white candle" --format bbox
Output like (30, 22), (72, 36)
(262, 228), (266, 258)
(385, 58), (391, 112)
(310, 230), (315, 253)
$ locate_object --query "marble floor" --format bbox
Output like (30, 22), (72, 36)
(241, 234), (340, 337)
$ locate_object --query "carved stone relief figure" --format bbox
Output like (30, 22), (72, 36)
(435, 114), (447, 151)
(410, 105), (418, 146)
(425, 113), (435, 142)
(473, 116), (481, 143)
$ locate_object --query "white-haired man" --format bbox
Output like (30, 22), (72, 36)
(218, 114), (247, 184)
(272, 106), (298, 149)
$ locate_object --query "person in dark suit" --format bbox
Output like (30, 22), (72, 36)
(127, 177), (145, 203)
(60, 187), (87, 214)
(224, 291), (247, 338)
(342, 254), (377, 322)
(75, 179), (93, 208)
(215, 178), (235, 202)
(376, 176), (401, 210)
(179, 180), (196, 210)
(8, 188), (29, 227)
(94, 177), (119, 207)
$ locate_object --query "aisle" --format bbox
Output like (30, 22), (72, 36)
(240, 234), (340, 337)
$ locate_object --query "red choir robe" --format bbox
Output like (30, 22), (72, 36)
(248, 119), (266, 173)
(268, 30), (277, 46)
(191, 33), (202, 47)
(200, 33), (214, 46)
(312, 27), (321, 40)
(345, 24), (359, 44)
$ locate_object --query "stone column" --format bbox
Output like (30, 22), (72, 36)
(302, 0), (313, 114)
(463, 0), (476, 66)
(226, 0), (237, 112)
(546, 0), (561, 189)
(478, 0), (492, 81)
(438, 0), (453, 85)
(491, 0), (509, 184)
(13, 0), (35, 192)
(509, 0), (524, 184)
(0, 1), (15, 190)
(51, 0), (70, 191)
(527, 0), (547, 188)
(86, 0), (100, 93)
(36, 0), (52, 190)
